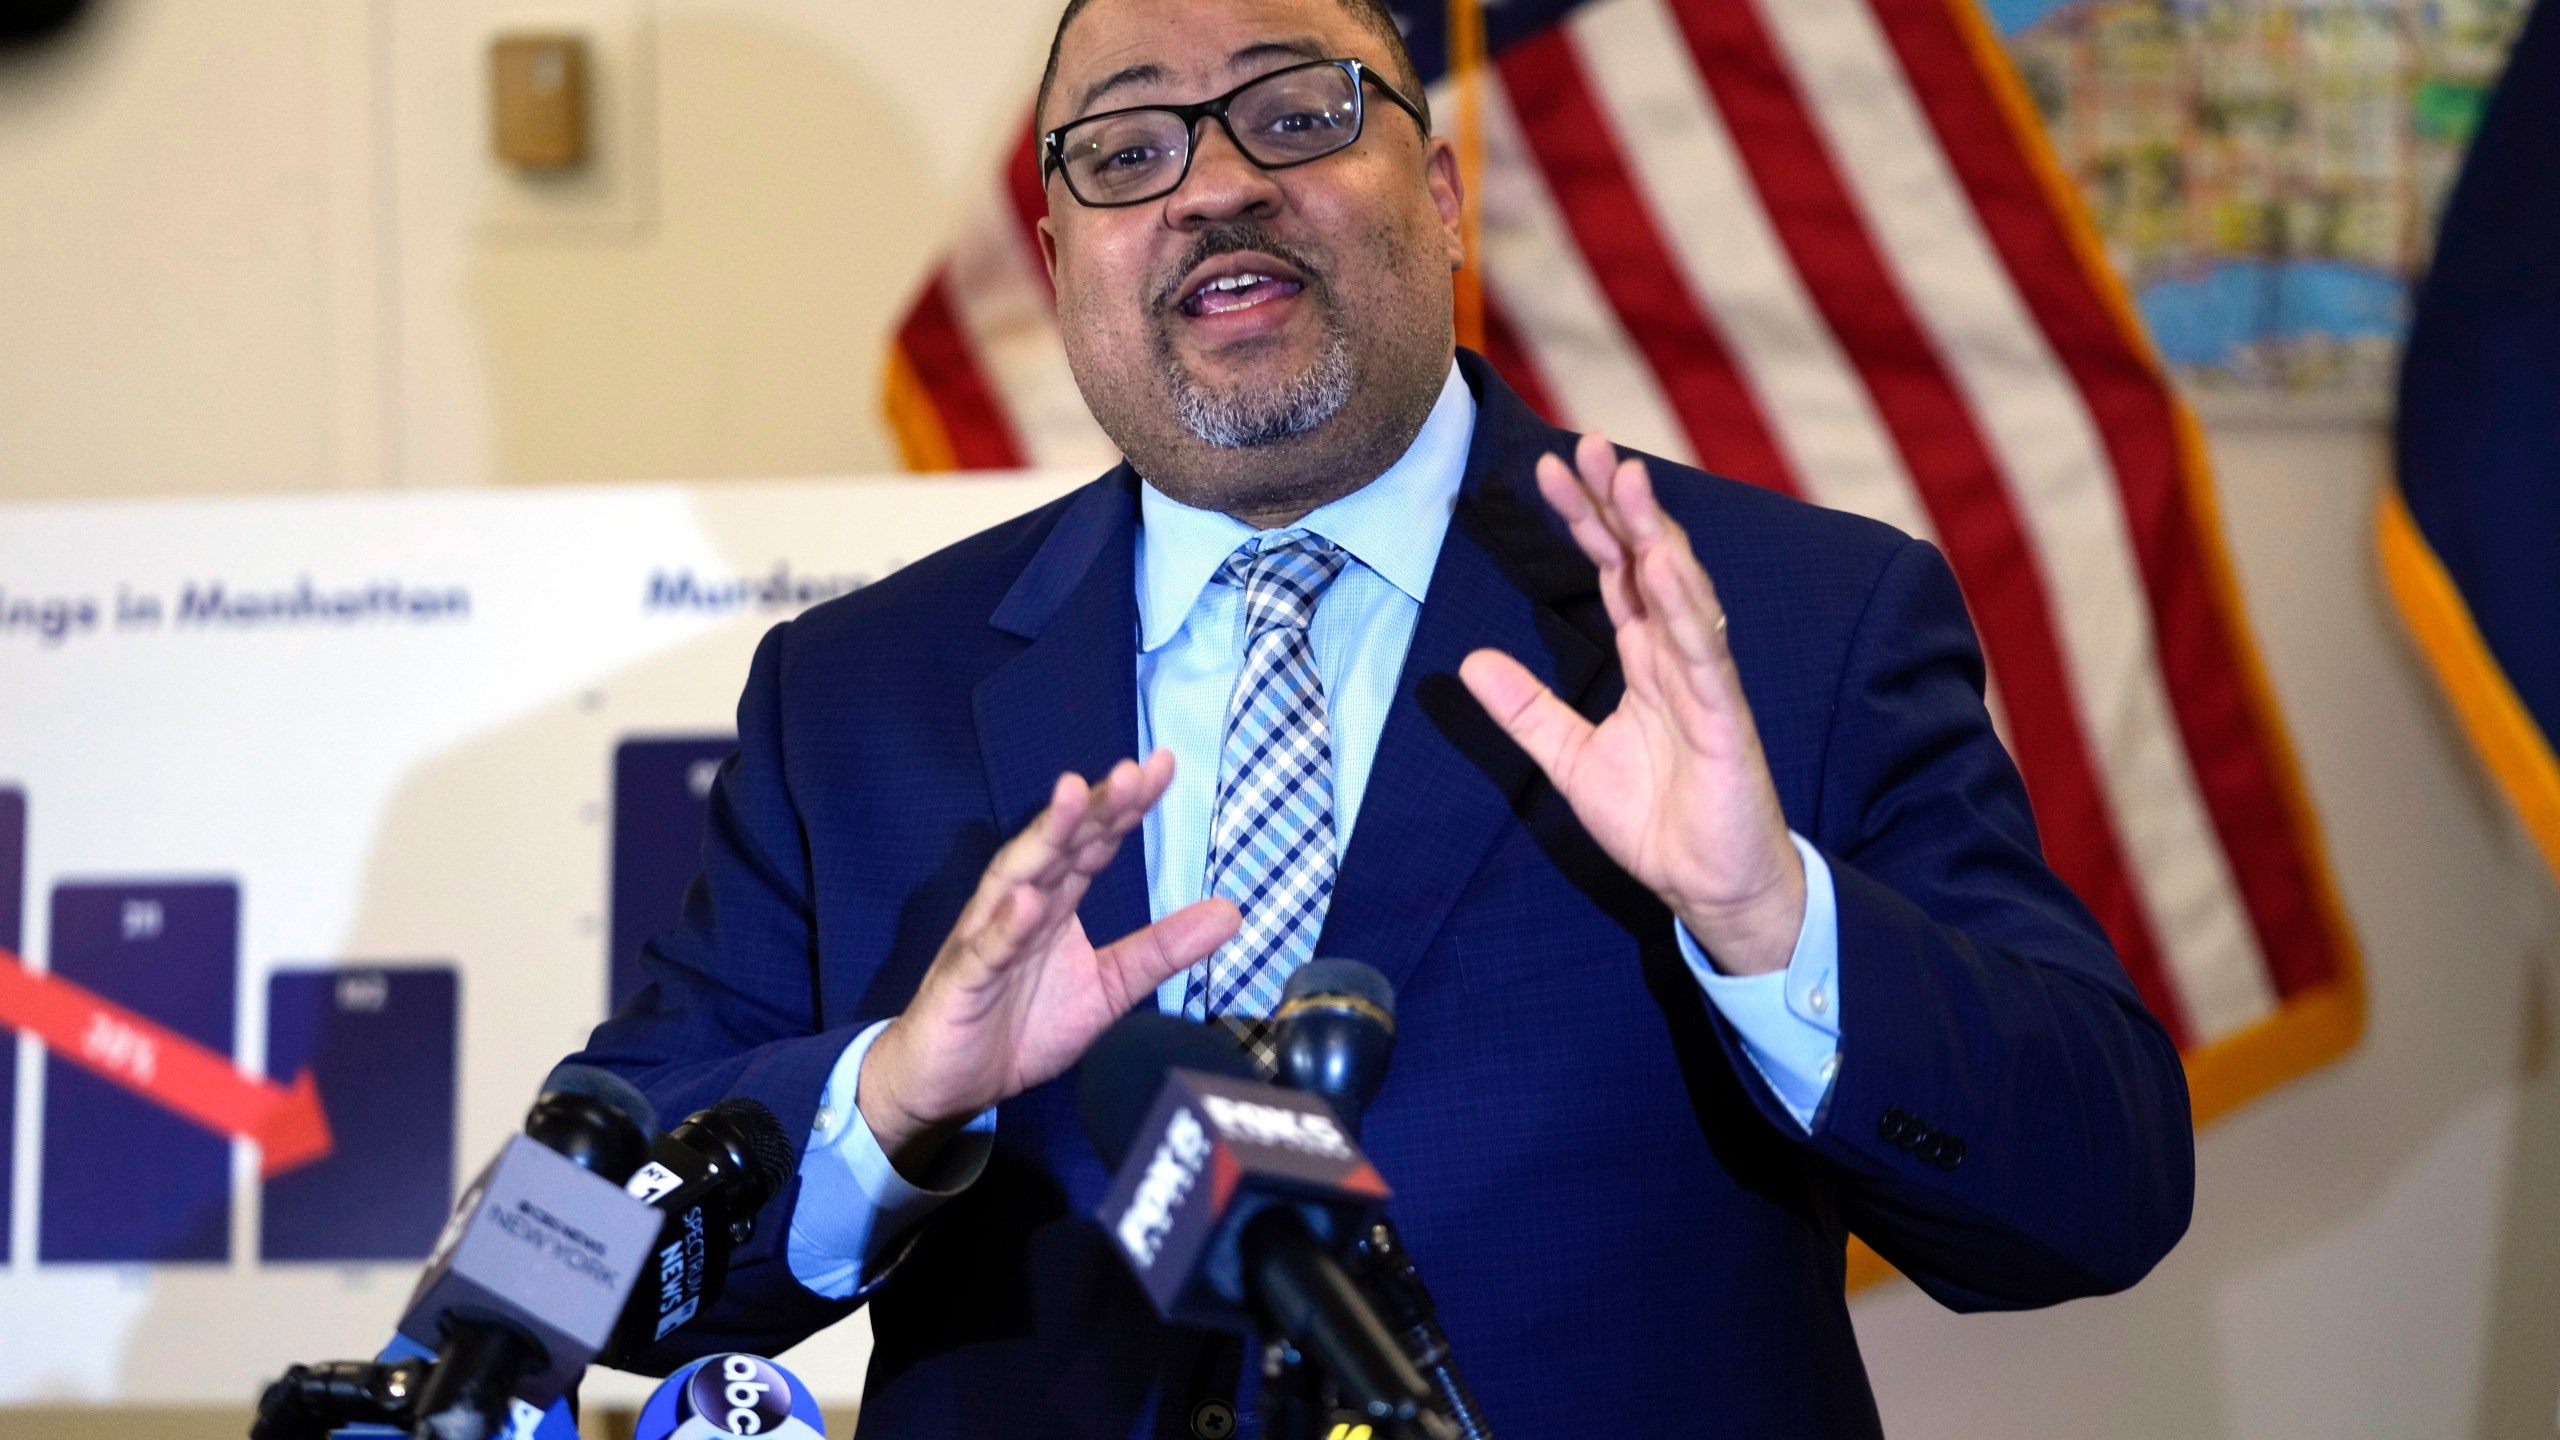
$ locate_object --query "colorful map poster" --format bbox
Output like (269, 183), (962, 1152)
(1994, 0), (2528, 410)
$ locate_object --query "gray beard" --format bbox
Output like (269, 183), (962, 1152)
(1162, 332), (1355, 449)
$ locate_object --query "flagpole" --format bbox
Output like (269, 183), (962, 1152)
(1449, 0), (1486, 353)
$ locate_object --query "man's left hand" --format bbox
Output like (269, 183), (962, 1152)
(1459, 433), (1806, 976)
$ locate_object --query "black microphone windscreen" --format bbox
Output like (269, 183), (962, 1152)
(1078, 1011), (1257, 1170)
(1281, 958), (1396, 1020)
(539, 1063), (660, 1137)
(706, 1096), (795, 1197)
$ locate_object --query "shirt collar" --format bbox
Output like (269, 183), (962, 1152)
(1136, 361), (1474, 653)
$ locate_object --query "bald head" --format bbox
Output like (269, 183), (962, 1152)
(1035, 0), (1428, 133)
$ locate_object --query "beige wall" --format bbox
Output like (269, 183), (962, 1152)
(0, 0), (1062, 498)
(1, 2), (2556, 1437)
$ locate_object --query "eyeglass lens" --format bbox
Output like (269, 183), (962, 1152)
(1056, 63), (1363, 205)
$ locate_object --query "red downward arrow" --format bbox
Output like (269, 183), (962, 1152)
(0, 947), (333, 1178)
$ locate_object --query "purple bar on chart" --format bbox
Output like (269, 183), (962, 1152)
(0, 785), (22, 1263)
(261, 964), (459, 1261)
(41, 879), (238, 1263)
(0, 787), (22, 955)
(609, 736), (736, 1014)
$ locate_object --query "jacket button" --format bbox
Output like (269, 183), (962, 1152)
(1934, 1134), (1965, 1170)
(1877, 1107), (1910, 1145)
(1190, 1399), (1237, 1439)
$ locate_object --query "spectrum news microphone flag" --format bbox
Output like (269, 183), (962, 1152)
(2384, 0), (2560, 890)
(882, 0), (2369, 1284)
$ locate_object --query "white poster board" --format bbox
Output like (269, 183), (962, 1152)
(0, 472), (1087, 1409)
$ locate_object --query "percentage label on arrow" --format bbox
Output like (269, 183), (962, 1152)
(0, 947), (332, 1178)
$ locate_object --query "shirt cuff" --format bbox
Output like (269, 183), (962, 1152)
(1678, 832), (1842, 1132)
(786, 1018), (998, 1300)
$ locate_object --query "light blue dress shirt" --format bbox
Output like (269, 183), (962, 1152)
(787, 364), (1840, 1298)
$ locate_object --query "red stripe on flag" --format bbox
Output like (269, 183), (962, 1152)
(1497, 31), (1799, 495)
(897, 271), (1027, 470)
(1663, 0), (2190, 1040)
(1478, 295), (1564, 424)
(1005, 120), (1056, 300)
(1870, 0), (2339, 1001)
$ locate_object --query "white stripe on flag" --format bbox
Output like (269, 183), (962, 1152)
(1467, 77), (1695, 465)
(1754, 0), (2276, 1037)
(1569, 0), (1936, 548)
(1559, 0), (2017, 745)
(944, 185), (1119, 470)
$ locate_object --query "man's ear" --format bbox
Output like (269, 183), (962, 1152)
(1425, 138), (1465, 272)
(1037, 212), (1063, 291)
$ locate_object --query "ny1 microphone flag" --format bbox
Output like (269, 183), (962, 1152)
(884, 0), (2364, 1151)
(2384, 0), (2560, 891)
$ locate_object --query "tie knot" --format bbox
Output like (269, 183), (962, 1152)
(1219, 534), (1348, 637)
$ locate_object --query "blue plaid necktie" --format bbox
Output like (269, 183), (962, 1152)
(1183, 533), (1351, 1064)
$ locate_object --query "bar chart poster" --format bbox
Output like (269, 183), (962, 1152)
(40, 880), (239, 1263)
(0, 469), (1084, 1404)
(609, 736), (738, 1014)
(261, 965), (459, 1262)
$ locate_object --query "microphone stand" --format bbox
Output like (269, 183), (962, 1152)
(252, 1358), (431, 1440)
(1268, 966), (1497, 1440)
(1260, 1337), (1328, 1440)
(1352, 1222), (1495, 1440)
(249, 1316), (552, 1440)
(1259, 1335), (1461, 1440)
(407, 1314), (548, 1440)
(1246, 1208), (1461, 1440)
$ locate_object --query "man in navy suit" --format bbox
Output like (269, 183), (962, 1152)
(569, 0), (2194, 1432)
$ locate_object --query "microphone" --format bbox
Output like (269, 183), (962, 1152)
(252, 1080), (789, 1440)
(254, 1073), (794, 1440)
(523, 1064), (660, 1180)
(1272, 962), (1496, 1440)
(598, 1097), (797, 1368)
(389, 1064), (669, 1439)
(630, 1352), (828, 1439)
(1078, 1011), (1451, 1437)
(1271, 959), (1398, 1132)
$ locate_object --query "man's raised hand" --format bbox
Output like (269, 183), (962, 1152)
(856, 751), (1240, 1173)
(1458, 433), (1806, 976)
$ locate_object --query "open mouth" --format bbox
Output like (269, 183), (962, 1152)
(1173, 252), (1311, 320)
(1180, 271), (1304, 317)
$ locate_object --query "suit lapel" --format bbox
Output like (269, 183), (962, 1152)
(973, 470), (1154, 949)
(1319, 355), (1611, 998)
(970, 359), (1612, 993)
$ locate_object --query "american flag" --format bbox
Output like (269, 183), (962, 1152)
(883, 0), (2364, 1138)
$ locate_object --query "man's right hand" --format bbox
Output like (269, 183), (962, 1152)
(855, 749), (1240, 1176)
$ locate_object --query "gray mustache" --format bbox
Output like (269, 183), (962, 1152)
(1156, 228), (1325, 310)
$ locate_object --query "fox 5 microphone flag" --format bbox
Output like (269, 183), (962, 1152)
(2384, 0), (2560, 890)
(886, 0), (2367, 1130)
(633, 1353), (828, 1440)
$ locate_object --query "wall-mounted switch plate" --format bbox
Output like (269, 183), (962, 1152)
(490, 32), (589, 170)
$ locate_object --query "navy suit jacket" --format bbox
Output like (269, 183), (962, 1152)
(571, 351), (2194, 1437)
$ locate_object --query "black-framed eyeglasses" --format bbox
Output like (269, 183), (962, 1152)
(1041, 57), (1429, 209)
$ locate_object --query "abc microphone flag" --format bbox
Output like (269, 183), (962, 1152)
(632, 1353), (827, 1439)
